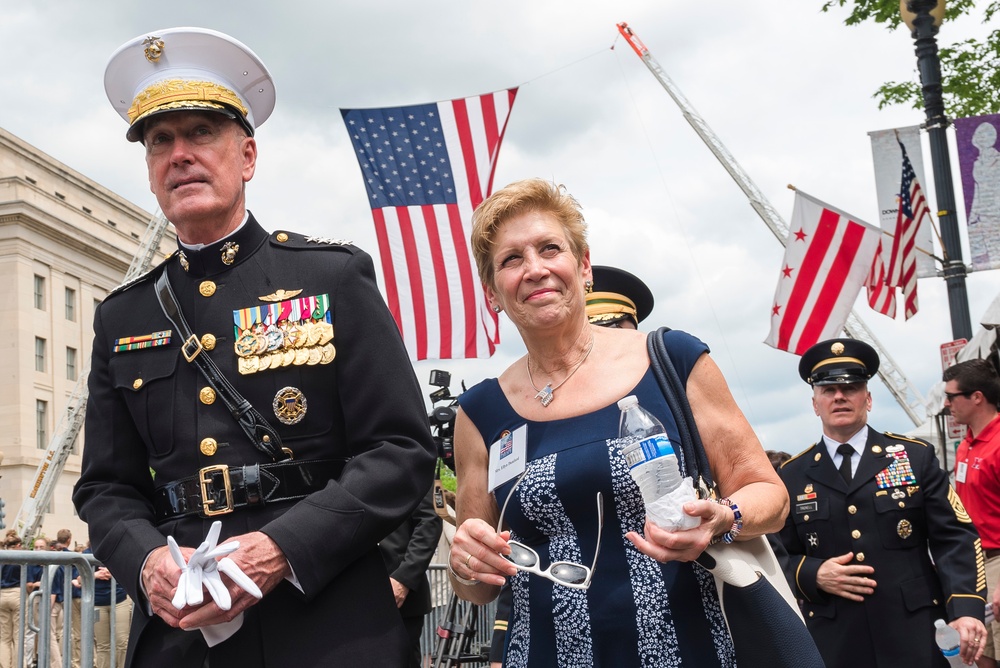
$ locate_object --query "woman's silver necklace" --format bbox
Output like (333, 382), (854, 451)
(526, 334), (595, 407)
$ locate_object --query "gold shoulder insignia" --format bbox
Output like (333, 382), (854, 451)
(949, 486), (973, 524)
(781, 443), (819, 469)
(885, 432), (929, 447)
(259, 289), (303, 302)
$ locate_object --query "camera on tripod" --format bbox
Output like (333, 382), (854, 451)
(428, 370), (462, 472)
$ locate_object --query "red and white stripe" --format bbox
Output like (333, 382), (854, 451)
(886, 177), (925, 320)
(372, 90), (517, 360)
(867, 238), (897, 318)
(766, 191), (883, 355)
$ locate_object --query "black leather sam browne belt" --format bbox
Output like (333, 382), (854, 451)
(153, 458), (349, 522)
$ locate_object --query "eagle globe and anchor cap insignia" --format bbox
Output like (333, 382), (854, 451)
(273, 386), (307, 425)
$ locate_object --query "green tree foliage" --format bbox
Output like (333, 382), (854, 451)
(821, 0), (1000, 117)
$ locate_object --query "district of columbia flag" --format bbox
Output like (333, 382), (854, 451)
(765, 190), (883, 355)
(886, 139), (924, 320)
(342, 89), (518, 360)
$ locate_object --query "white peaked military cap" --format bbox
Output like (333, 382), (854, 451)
(104, 27), (276, 142)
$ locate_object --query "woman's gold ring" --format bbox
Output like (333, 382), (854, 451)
(465, 553), (474, 569)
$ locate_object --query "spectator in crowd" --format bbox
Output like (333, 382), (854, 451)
(0, 532), (23, 668)
(776, 338), (988, 667)
(72, 26), (435, 668)
(450, 178), (785, 666)
(486, 263), (655, 668)
(944, 358), (1000, 668)
(73, 548), (131, 668)
(379, 489), (443, 668)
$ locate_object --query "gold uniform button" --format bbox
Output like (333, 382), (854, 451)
(856, 552), (866, 562)
(933, 599), (939, 606)
(199, 387), (217, 405)
(201, 333), (217, 351)
(808, 611), (814, 618)
(276, 232), (289, 242)
(851, 530), (861, 539)
(132, 378), (143, 390)
(200, 438), (218, 456)
(199, 281), (216, 297)
(898, 501), (906, 509)
(803, 515), (810, 522)
(848, 505), (857, 515)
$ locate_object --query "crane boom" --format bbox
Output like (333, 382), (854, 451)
(13, 210), (171, 542)
(616, 22), (925, 426)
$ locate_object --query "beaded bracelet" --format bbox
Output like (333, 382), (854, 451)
(710, 497), (743, 545)
(447, 559), (480, 587)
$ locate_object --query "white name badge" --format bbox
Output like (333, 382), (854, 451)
(956, 461), (968, 484)
(487, 424), (527, 492)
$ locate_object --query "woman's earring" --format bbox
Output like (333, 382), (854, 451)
(585, 279), (594, 294)
(492, 304), (501, 313)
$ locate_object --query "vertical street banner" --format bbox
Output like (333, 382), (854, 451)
(868, 126), (936, 278)
(765, 190), (883, 355)
(955, 113), (1000, 271)
(342, 89), (518, 360)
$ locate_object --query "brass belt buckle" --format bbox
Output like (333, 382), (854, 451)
(199, 464), (233, 516)
(182, 334), (203, 363)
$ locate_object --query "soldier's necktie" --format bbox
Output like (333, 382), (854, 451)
(837, 443), (854, 483)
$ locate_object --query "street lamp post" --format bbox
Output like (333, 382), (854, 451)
(901, 0), (973, 341)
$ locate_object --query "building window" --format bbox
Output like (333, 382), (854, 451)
(36, 400), (47, 450)
(35, 337), (46, 372)
(34, 275), (45, 310)
(66, 347), (77, 381)
(65, 288), (76, 321)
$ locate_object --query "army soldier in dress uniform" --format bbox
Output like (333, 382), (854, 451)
(72, 28), (436, 668)
(776, 338), (987, 668)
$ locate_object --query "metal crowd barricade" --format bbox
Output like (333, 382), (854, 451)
(0, 550), (106, 668)
(420, 564), (496, 667)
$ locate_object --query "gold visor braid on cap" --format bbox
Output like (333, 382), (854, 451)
(810, 356), (865, 374)
(585, 292), (638, 320)
(127, 79), (249, 125)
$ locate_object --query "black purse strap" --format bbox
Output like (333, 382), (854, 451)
(646, 327), (717, 499)
(154, 269), (289, 461)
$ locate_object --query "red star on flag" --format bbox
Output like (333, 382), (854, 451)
(782, 265), (794, 278)
(772, 304), (782, 316)
(793, 228), (807, 242)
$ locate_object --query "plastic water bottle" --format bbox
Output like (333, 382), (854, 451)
(617, 395), (699, 530)
(934, 619), (964, 667)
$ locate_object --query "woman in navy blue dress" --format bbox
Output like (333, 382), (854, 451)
(447, 179), (788, 667)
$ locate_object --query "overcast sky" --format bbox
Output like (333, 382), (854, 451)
(4, 1), (999, 454)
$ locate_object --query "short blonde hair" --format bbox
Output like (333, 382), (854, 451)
(471, 179), (588, 289)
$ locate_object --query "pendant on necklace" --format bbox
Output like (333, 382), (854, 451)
(535, 384), (554, 407)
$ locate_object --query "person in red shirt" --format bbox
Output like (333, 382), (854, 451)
(945, 358), (1000, 668)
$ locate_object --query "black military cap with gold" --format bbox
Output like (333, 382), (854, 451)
(104, 27), (276, 142)
(799, 338), (880, 386)
(586, 266), (654, 328)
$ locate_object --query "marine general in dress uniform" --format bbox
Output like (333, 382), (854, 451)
(775, 338), (987, 668)
(72, 28), (436, 667)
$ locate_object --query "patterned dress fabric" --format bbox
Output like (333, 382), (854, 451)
(459, 330), (735, 667)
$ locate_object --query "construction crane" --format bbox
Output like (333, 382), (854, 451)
(616, 22), (925, 427)
(14, 211), (171, 542)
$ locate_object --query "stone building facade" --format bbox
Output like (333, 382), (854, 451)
(0, 126), (173, 546)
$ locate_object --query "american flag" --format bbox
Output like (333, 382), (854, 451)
(886, 140), (924, 320)
(765, 191), (883, 355)
(866, 239), (897, 318)
(342, 89), (518, 360)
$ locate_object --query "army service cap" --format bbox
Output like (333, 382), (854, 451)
(105, 27), (276, 142)
(586, 266), (655, 327)
(799, 338), (880, 386)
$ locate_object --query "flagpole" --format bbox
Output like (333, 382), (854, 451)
(901, 0), (973, 340)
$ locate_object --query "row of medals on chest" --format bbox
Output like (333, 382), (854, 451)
(235, 319), (335, 375)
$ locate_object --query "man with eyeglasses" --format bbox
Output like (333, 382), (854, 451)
(944, 358), (1000, 668)
(776, 338), (988, 668)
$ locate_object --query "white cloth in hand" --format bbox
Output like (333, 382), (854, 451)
(167, 521), (263, 646)
(646, 477), (701, 531)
